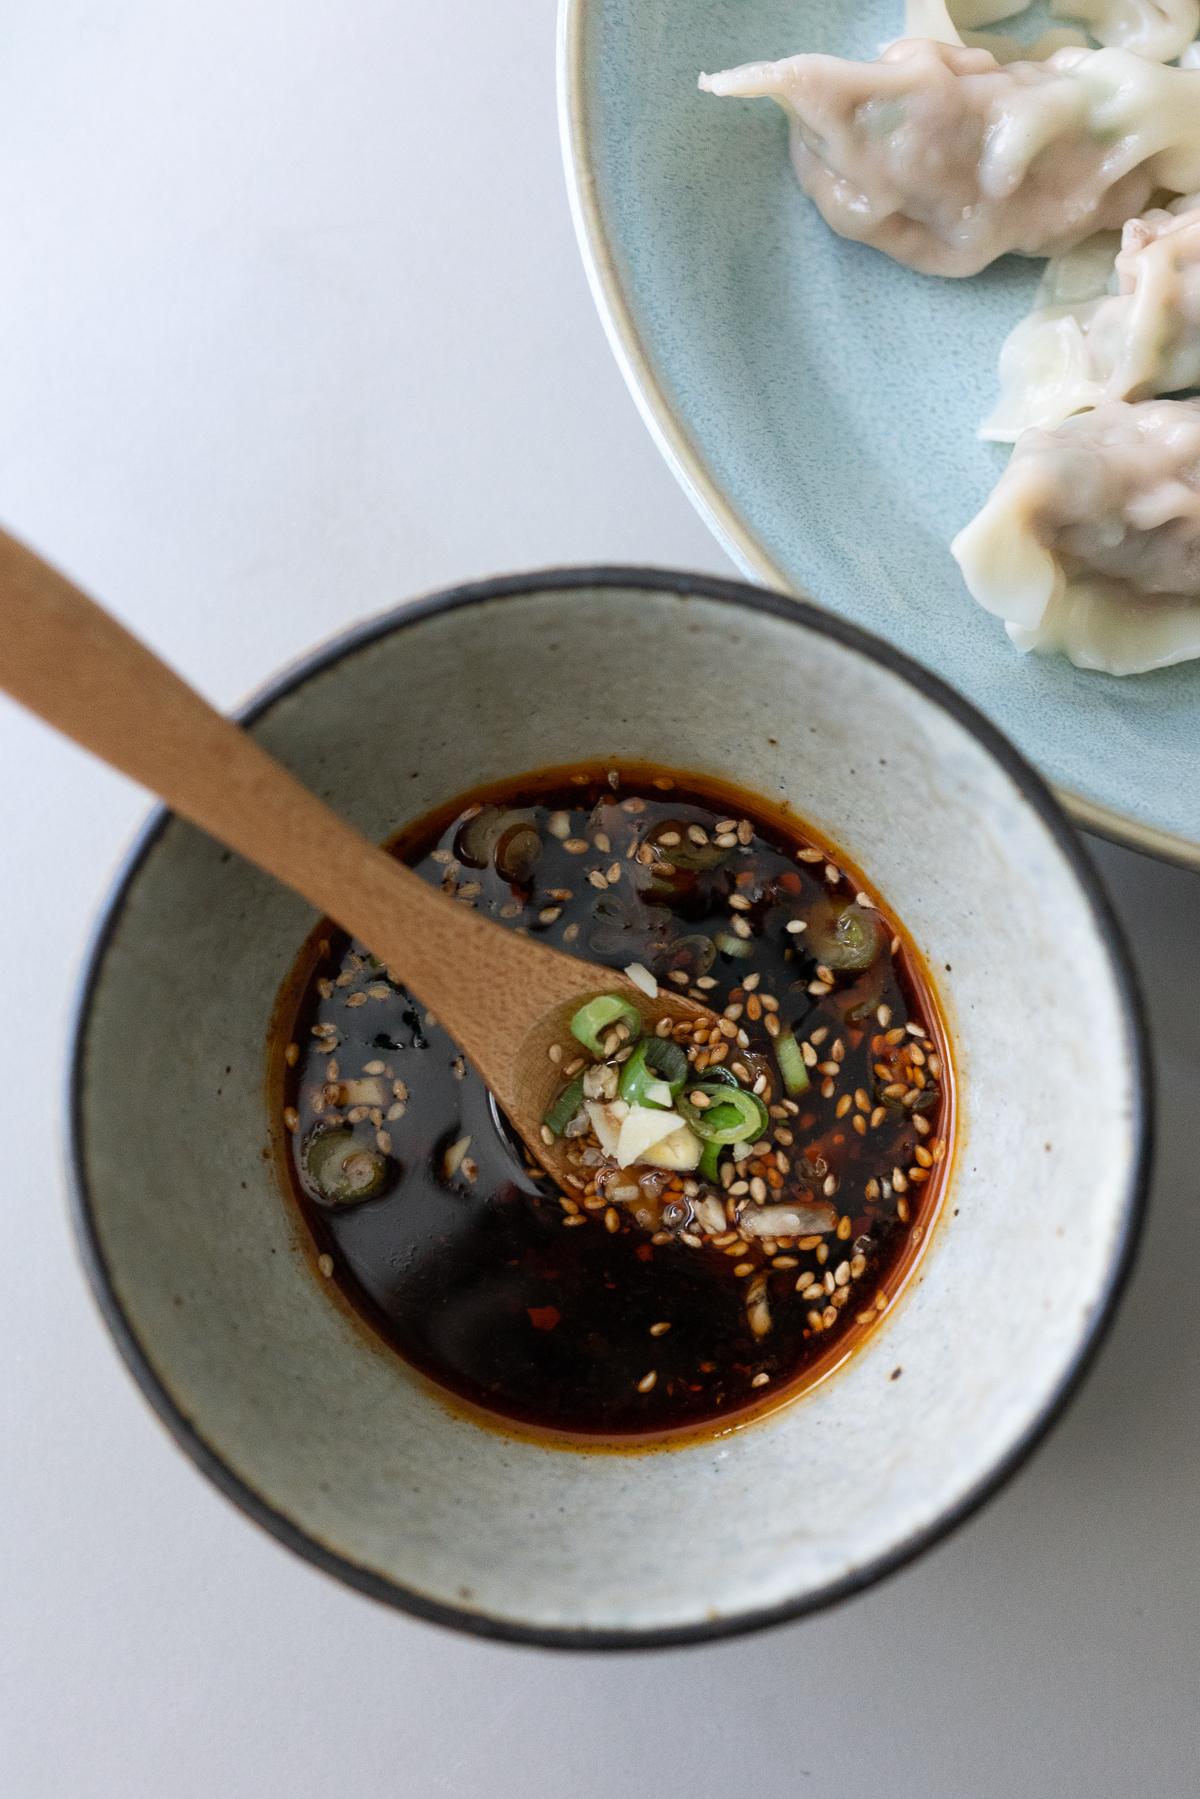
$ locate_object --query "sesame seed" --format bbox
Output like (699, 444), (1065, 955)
(637, 1371), (658, 1393)
(317, 1254), (334, 1278)
(785, 918), (806, 934)
(751, 1372), (770, 1388)
(539, 1125), (554, 1146)
(649, 1321), (671, 1337)
(604, 1207), (620, 1234)
(283, 1106), (299, 1132)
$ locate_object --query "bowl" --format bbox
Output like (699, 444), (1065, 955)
(69, 567), (1150, 1647)
(558, 0), (1200, 864)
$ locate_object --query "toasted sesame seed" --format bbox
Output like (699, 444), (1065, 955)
(283, 1106), (300, 1132)
(742, 972), (761, 992)
(751, 1372), (770, 1389)
(835, 1094), (852, 1119)
(728, 893), (752, 913)
(731, 916), (752, 940)
(649, 1321), (672, 1337)
(636, 1371), (657, 1394)
(822, 1304), (838, 1328)
(785, 918), (806, 934)
(604, 1206), (620, 1234)
(539, 1125), (554, 1146)
(317, 1253), (334, 1278)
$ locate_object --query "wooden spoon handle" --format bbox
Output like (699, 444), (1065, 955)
(0, 528), (597, 1100)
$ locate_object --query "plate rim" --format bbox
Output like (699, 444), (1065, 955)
(555, 0), (1200, 871)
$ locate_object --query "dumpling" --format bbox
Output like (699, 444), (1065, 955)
(952, 399), (1200, 673)
(983, 199), (1200, 441)
(906, 0), (1033, 37)
(908, 0), (1090, 59)
(1049, 0), (1200, 63)
(699, 40), (1200, 277)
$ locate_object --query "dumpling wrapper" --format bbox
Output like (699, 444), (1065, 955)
(699, 40), (1200, 277)
(906, 0), (1089, 60)
(954, 398), (1200, 673)
(1050, 0), (1200, 63)
(983, 198), (1200, 441)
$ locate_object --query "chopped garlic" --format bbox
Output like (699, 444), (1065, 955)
(624, 962), (658, 999)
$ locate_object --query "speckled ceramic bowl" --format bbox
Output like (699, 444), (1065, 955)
(69, 569), (1150, 1648)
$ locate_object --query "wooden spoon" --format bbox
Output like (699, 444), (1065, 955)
(0, 528), (716, 1183)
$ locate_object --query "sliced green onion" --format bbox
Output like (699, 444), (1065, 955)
(774, 1029), (810, 1097)
(304, 1129), (390, 1205)
(619, 1036), (689, 1108)
(806, 899), (884, 972)
(714, 931), (754, 960)
(543, 1077), (585, 1137)
(698, 1139), (723, 1183)
(680, 1084), (769, 1145)
(569, 993), (643, 1057)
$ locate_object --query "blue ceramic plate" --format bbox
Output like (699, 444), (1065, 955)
(559, 0), (1200, 863)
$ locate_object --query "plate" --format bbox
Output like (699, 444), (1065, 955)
(559, 0), (1200, 864)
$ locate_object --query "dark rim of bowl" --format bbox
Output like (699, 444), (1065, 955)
(66, 565), (1154, 1653)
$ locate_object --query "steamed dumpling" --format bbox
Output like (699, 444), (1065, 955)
(953, 399), (1200, 673)
(906, 0), (1088, 59)
(699, 40), (1200, 277)
(906, 0), (1033, 37)
(1050, 0), (1200, 63)
(983, 199), (1200, 441)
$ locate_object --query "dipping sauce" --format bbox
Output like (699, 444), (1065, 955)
(278, 766), (951, 1441)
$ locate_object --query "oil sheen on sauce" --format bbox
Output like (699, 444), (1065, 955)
(278, 766), (952, 1442)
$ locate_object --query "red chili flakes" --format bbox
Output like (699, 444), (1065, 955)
(526, 1306), (561, 1332)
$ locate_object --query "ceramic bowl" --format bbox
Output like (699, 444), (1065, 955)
(69, 568), (1149, 1647)
(558, 0), (1200, 863)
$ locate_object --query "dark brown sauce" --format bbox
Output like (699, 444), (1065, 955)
(277, 765), (952, 1443)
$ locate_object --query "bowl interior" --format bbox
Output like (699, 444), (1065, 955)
(73, 575), (1143, 1642)
(563, 0), (1200, 858)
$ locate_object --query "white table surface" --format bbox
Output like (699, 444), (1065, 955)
(2, 5), (1198, 1794)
